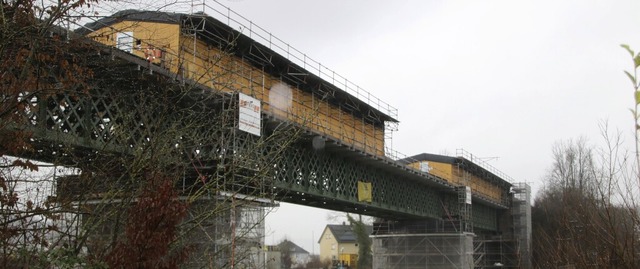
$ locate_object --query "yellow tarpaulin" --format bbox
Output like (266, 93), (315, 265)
(357, 181), (372, 202)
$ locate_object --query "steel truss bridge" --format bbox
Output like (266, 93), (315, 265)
(9, 33), (509, 234)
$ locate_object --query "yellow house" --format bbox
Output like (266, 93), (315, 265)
(318, 224), (372, 267)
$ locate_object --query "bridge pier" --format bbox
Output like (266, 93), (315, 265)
(54, 173), (270, 268)
(372, 183), (531, 269)
(181, 198), (270, 269)
(76, 198), (270, 268)
(372, 219), (475, 269)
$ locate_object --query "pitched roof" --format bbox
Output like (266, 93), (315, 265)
(278, 240), (309, 254)
(76, 10), (183, 35)
(324, 224), (373, 244)
(397, 153), (456, 165)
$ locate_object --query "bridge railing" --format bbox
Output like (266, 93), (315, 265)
(385, 147), (513, 206)
(387, 148), (514, 184)
(455, 149), (514, 184)
(384, 148), (455, 183)
(68, 5), (513, 206)
(190, 0), (398, 121)
(385, 149), (451, 178)
(72, 1), (398, 156)
(68, 2), (397, 122)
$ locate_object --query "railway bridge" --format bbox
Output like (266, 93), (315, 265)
(7, 4), (531, 269)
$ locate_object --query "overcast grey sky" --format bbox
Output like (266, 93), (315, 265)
(207, 0), (640, 253)
(90, 0), (640, 254)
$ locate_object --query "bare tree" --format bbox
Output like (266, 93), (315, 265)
(279, 239), (294, 269)
(300, 255), (331, 269)
(346, 214), (372, 269)
(1, 1), (98, 267)
(530, 45), (640, 269)
(1, 2), (312, 268)
(532, 132), (640, 269)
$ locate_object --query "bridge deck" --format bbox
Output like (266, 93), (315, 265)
(7, 12), (516, 232)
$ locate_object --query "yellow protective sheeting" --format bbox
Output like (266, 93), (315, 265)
(358, 181), (372, 202)
(428, 162), (453, 181)
(407, 161), (453, 182)
(89, 20), (388, 157)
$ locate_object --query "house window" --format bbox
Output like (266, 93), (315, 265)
(331, 244), (336, 250)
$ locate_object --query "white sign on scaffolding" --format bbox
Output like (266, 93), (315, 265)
(465, 186), (472, 205)
(116, 32), (133, 53)
(238, 93), (261, 136)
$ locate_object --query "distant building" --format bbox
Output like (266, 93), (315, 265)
(318, 224), (373, 267)
(264, 245), (282, 269)
(274, 239), (310, 269)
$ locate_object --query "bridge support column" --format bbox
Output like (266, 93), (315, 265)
(72, 196), (269, 269)
(371, 220), (474, 269)
(181, 198), (270, 269)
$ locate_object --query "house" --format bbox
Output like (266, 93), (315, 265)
(264, 245), (282, 269)
(318, 224), (373, 267)
(277, 239), (310, 268)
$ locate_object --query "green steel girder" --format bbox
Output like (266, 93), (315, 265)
(473, 203), (498, 231)
(272, 142), (445, 220)
(5, 46), (503, 231)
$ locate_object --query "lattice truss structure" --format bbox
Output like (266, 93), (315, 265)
(471, 184), (532, 269)
(15, 41), (276, 266)
(8, 37), (504, 231)
(1, 2), (531, 267)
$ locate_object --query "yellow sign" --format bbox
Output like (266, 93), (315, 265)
(357, 181), (372, 202)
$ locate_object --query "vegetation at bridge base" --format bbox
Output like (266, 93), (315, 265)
(347, 214), (372, 269)
(531, 137), (637, 268)
(0, 1), (308, 268)
(530, 47), (640, 269)
(302, 255), (332, 269)
(103, 173), (190, 269)
(0, 0), (93, 159)
(1, 0), (96, 268)
(278, 239), (294, 269)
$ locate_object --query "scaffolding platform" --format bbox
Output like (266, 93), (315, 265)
(372, 232), (474, 269)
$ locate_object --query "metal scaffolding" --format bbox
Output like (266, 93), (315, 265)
(182, 198), (270, 269)
(52, 182), (271, 269)
(372, 233), (474, 269)
(473, 183), (531, 269)
(0, 1), (532, 268)
(372, 183), (531, 269)
(473, 237), (519, 268)
(512, 183), (532, 269)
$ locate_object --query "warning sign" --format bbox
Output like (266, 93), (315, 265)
(358, 181), (372, 203)
(239, 93), (261, 136)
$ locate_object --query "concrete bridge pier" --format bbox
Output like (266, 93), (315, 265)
(181, 198), (270, 269)
(371, 219), (475, 269)
(55, 173), (270, 269)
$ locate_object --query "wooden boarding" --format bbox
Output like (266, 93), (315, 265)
(407, 160), (504, 203)
(88, 20), (388, 157)
(86, 18), (514, 205)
